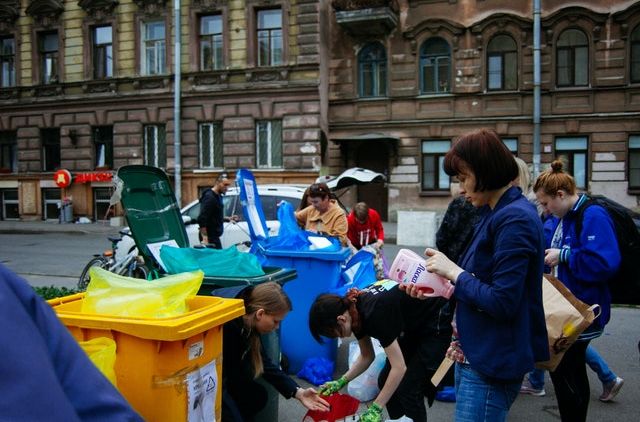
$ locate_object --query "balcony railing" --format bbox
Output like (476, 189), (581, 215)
(333, 0), (398, 36)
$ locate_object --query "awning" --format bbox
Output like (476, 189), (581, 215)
(330, 132), (400, 143)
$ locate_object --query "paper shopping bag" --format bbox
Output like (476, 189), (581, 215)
(535, 274), (599, 371)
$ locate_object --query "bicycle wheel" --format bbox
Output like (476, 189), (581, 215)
(78, 256), (109, 291)
(128, 262), (149, 280)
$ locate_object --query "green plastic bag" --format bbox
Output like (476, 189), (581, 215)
(81, 267), (203, 318)
(159, 245), (265, 278)
(79, 337), (117, 387)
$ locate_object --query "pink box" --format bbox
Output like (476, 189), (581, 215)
(388, 249), (454, 299)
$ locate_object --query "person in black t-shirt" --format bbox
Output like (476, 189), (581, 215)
(197, 172), (235, 249)
(308, 280), (452, 422)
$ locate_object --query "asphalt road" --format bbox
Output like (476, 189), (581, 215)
(1, 231), (638, 421)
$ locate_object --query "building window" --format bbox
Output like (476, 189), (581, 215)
(257, 8), (282, 67)
(93, 126), (113, 169)
(358, 42), (387, 97)
(420, 37), (450, 94)
(144, 124), (166, 168)
(141, 20), (166, 75)
(41, 128), (60, 171)
(93, 25), (113, 79)
(502, 137), (518, 155)
(555, 136), (588, 189)
(487, 34), (517, 90)
(1, 36), (16, 87)
(94, 187), (113, 221)
(200, 14), (223, 71)
(42, 188), (61, 221)
(0, 131), (17, 173)
(1, 189), (19, 220)
(629, 135), (640, 190)
(256, 120), (282, 168)
(421, 140), (451, 191)
(199, 122), (223, 168)
(557, 29), (588, 87)
(631, 25), (640, 84)
(39, 32), (59, 84)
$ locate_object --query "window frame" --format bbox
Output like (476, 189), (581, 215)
(92, 25), (113, 79)
(628, 135), (640, 191)
(358, 42), (387, 98)
(554, 136), (588, 189)
(419, 37), (451, 94)
(556, 28), (589, 88)
(502, 137), (518, 155)
(256, 8), (283, 67)
(93, 126), (114, 169)
(38, 31), (59, 84)
(198, 122), (223, 168)
(0, 35), (16, 88)
(256, 120), (283, 169)
(199, 14), (224, 71)
(143, 124), (166, 168)
(0, 131), (17, 173)
(140, 19), (167, 76)
(421, 139), (451, 192)
(0, 188), (19, 220)
(630, 25), (640, 84)
(486, 34), (518, 91)
(246, 1), (288, 68)
(41, 128), (61, 172)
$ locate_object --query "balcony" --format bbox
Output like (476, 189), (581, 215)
(333, 0), (398, 36)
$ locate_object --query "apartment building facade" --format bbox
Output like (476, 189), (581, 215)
(0, 0), (329, 221)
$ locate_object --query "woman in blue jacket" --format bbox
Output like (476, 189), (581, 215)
(215, 282), (329, 421)
(534, 160), (621, 422)
(403, 129), (548, 422)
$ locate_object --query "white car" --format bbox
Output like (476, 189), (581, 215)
(116, 167), (385, 259)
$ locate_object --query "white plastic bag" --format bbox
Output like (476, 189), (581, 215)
(347, 340), (386, 401)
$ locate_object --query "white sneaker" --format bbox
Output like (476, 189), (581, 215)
(519, 379), (546, 397)
(599, 377), (624, 402)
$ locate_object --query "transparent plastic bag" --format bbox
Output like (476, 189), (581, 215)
(81, 267), (204, 318)
(347, 340), (386, 402)
(79, 337), (117, 386)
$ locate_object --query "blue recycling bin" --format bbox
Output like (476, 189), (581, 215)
(264, 247), (351, 374)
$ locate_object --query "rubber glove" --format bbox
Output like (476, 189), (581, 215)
(318, 375), (347, 396)
(358, 402), (383, 422)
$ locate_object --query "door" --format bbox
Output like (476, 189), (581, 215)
(355, 142), (389, 220)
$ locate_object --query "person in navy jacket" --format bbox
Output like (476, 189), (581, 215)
(0, 264), (142, 421)
(214, 282), (329, 421)
(403, 129), (548, 422)
(534, 160), (621, 421)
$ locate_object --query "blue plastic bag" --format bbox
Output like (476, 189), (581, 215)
(296, 357), (335, 386)
(333, 249), (377, 296)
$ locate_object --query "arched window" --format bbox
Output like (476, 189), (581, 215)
(487, 34), (517, 90)
(557, 29), (588, 87)
(631, 25), (640, 84)
(420, 37), (450, 94)
(358, 42), (386, 97)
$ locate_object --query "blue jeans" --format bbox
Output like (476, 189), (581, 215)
(585, 345), (616, 384)
(454, 363), (520, 422)
(527, 368), (545, 390)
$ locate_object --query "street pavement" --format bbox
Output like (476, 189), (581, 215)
(1, 220), (638, 421)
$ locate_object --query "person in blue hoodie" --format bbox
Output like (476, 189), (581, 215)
(533, 159), (621, 422)
(403, 129), (549, 422)
(214, 282), (329, 421)
(0, 263), (142, 421)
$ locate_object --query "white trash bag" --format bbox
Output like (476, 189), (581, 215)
(347, 340), (386, 402)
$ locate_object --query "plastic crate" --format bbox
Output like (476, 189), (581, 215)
(48, 293), (245, 422)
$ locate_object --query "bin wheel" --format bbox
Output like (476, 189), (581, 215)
(78, 256), (109, 291)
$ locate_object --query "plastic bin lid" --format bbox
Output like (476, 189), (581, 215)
(48, 294), (245, 341)
(264, 246), (352, 261)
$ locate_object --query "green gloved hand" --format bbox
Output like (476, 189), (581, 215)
(319, 375), (347, 396)
(358, 402), (383, 422)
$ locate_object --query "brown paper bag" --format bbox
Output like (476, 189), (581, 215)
(536, 274), (599, 371)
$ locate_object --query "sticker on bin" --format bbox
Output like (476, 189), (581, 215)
(389, 249), (454, 299)
(187, 360), (217, 422)
(189, 340), (204, 360)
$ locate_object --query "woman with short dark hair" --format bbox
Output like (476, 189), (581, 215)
(403, 128), (548, 422)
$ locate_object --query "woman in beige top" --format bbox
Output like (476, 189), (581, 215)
(295, 182), (348, 245)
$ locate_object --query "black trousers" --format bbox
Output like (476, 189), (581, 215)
(549, 339), (591, 422)
(221, 380), (268, 422)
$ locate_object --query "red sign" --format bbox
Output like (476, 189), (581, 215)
(54, 169), (72, 188)
(75, 172), (113, 183)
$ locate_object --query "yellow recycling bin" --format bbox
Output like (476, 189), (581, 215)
(48, 293), (245, 422)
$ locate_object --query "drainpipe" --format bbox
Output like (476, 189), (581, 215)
(173, 0), (182, 205)
(533, 0), (541, 177)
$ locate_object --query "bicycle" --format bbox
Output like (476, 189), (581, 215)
(78, 229), (149, 290)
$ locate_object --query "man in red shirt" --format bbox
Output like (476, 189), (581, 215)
(347, 202), (385, 251)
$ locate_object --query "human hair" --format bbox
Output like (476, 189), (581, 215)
(215, 172), (229, 183)
(307, 182), (330, 200)
(514, 157), (532, 195)
(308, 293), (351, 343)
(533, 159), (577, 196)
(353, 202), (369, 221)
(443, 129), (518, 192)
(243, 282), (292, 377)
(298, 187), (311, 211)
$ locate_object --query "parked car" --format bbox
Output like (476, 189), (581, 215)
(116, 167), (385, 258)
